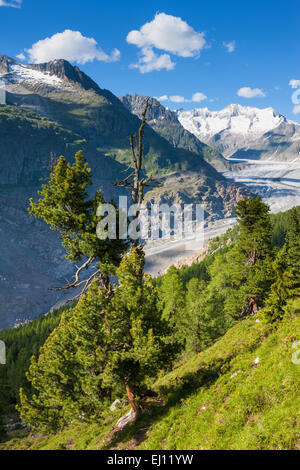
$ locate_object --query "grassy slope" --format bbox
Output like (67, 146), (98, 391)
(2, 301), (299, 451)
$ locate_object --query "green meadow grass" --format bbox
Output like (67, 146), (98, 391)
(2, 302), (299, 450)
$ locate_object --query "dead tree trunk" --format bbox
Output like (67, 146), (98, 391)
(114, 383), (139, 431)
(115, 98), (160, 246)
(249, 297), (258, 315)
(113, 99), (160, 431)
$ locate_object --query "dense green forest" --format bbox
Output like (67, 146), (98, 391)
(0, 305), (70, 410)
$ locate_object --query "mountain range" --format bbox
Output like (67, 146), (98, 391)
(120, 94), (230, 171)
(1, 55), (299, 329)
(0, 55), (247, 329)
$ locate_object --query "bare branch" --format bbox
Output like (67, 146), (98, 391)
(58, 269), (101, 304)
(137, 98), (150, 172)
(115, 98), (153, 205)
(79, 269), (101, 299)
(114, 172), (135, 187)
(114, 98), (161, 246)
(49, 256), (95, 291)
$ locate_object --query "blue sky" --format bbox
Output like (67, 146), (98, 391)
(0, 0), (299, 121)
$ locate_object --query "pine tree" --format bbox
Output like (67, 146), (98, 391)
(18, 308), (79, 430)
(29, 151), (127, 297)
(262, 207), (300, 322)
(18, 247), (180, 431)
(18, 281), (124, 430)
(158, 266), (187, 345)
(234, 196), (273, 266)
(19, 103), (177, 432)
(228, 196), (274, 316)
(105, 247), (180, 428)
(185, 278), (230, 354)
(194, 198), (275, 321)
(284, 207), (300, 292)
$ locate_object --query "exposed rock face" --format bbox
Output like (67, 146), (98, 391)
(177, 104), (300, 161)
(0, 55), (102, 93)
(28, 59), (103, 93)
(121, 93), (179, 123)
(0, 55), (18, 74)
(144, 171), (247, 222)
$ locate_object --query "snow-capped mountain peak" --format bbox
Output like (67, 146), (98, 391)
(10, 62), (67, 87)
(176, 104), (300, 161)
(0, 55), (102, 94)
(177, 104), (285, 139)
(0, 55), (73, 92)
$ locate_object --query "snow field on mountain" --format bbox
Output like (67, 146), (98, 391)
(177, 104), (285, 138)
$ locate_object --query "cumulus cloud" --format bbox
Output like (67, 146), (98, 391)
(169, 95), (187, 103)
(289, 79), (300, 89)
(237, 87), (266, 98)
(0, 0), (21, 7)
(293, 105), (300, 115)
(156, 95), (168, 101)
(130, 47), (175, 73)
(16, 52), (26, 61)
(156, 92), (207, 104)
(192, 92), (207, 102)
(127, 12), (206, 57)
(223, 41), (235, 53)
(127, 13), (206, 73)
(20, 30), (120, 64)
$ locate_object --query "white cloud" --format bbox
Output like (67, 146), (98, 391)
(22, 30), (120, 64)
(16, 52), (25, 61)
(156, 92), (207, 103)
(0, 0), (21, 7)
(192, 92), (207, 102)
(223, 41), (235, 53)
(293, 105), (300, 114)
(127, 12), (206, 73)
(130, 47), (175, 73)
(127, 12), (206, 57)
(289, 79), (300, 89)
(237, 87), (266, 98)
(169, 95), (187, 103)
(156, 95), (168, 101)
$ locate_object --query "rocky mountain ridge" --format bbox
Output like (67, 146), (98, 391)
(120, 93), (230, 171)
